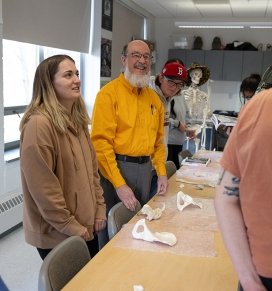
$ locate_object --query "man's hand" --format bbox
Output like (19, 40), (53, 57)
(116, 184), (138, 211)
(156, 175), (168, 195)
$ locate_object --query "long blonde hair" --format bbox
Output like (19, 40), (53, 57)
(20, 55), (90, 133)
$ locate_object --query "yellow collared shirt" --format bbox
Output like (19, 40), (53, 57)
(91, 74), (166, 188)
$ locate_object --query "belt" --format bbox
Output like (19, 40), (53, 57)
(115, 154), (150, 164)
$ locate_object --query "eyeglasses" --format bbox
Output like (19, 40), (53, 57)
(164, 77), (184, 89)
(125, 52), (153, 62)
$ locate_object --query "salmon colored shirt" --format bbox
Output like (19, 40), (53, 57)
(221, 88), (272, 277)
(91, 73), (166, 188)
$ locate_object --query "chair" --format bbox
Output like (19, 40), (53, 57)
(38, 236), (91, 291)
(179, 150), (193, 160)
(107, 200), (142, 240)
(0, 276), (9, 291)
(165, 160), (177, 179)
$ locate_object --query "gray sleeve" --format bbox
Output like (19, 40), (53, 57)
(169, 118), (180, 128)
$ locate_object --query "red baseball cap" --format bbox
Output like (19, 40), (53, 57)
(161, 62), (187, 81)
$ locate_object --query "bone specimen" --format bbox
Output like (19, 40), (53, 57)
(177, 191), (202, 212)
(133, 285), (144, 291)
(132, 219), (177, 246)
(140, 203), (165, 221)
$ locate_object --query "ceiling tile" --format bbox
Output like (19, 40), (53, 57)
(130, 0), (168, 17)
(266, 2), (272, 17)
(128, 0), (272, 19)
(196, 4), (232, 17)
(193, 0), (229, 3)
(157, 1), (201, 18)
(230, 0), (269, 17)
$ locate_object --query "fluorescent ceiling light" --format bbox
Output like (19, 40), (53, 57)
(175, 22), (272, 29)
(177, 25), (243, 29)
(250, 26), (272, 29)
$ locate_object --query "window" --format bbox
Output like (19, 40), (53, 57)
(43, 47), (81, 70)
(3, 40), (38, 150)
(3, 40), (82, 151)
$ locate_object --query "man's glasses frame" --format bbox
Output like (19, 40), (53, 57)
(125, 52), (153, 62)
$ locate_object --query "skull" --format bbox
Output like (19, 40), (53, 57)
(190, 68), (202, 85)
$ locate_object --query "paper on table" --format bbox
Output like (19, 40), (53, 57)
(193, 150), (223, 163)
(181, 157), (211, 167)
(176, 165), (222, 187)
(211, 113), (237, 130)
(113, 198), (218, 257)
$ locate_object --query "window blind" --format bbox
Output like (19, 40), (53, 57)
(2, 0), (91, 53)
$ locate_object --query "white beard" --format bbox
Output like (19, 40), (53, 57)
(124, 67), (150, 88)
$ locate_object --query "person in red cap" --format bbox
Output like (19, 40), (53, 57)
(149, 60), (195, 197)
(149, 61), (187, 147)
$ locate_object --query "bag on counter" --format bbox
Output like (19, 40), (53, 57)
(224, 41), (257, 51)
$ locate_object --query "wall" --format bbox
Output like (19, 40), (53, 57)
(110, 0), (155, 79)
(203, 80), (242, 112)
(154, 17), (272, 112)
(0, 0), (4, 196)
(83, 0), (102, 116)
(0, 1), (21, 202)
(111, 1), (145, 78)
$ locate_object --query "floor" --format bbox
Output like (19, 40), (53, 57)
(0, 226), (42, 291)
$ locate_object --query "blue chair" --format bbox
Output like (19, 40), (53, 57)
(0, 276), (9, 291)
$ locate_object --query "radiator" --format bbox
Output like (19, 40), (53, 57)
(0, 192), (23, 235)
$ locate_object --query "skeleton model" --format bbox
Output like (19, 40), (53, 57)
(183, 63), (211, 151)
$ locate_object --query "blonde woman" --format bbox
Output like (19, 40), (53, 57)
(20, 55), (106, 260)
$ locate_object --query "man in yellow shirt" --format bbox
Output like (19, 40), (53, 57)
(91, 40), (167, 248)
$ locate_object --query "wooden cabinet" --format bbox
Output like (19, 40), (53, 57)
(168, 49), (271, 81)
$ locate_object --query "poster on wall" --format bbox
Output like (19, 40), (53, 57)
(102, 0), (113, 31)
(101, 38), (112, 77)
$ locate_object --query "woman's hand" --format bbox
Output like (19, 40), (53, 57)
(94, 218), (107, 234)
(178, 122), (196, 139)
(178, 122), (187, 132)
(186, 128), (196, 139)
(81, 227), (91, 241)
